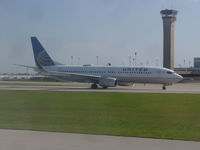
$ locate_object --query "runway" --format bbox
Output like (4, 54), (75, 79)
(1, 81), (200, 94)
(0, 129), (200, 150)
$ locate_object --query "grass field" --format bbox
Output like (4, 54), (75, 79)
(0, 90), (200, 141)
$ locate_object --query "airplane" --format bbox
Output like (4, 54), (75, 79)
(28, 37), (183, 90)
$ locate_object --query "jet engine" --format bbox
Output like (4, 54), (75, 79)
(99, 77), (117, 87)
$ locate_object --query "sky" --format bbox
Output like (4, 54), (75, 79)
(0, 0), (200, 73)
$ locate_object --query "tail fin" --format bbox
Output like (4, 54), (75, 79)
(31, 37), (55, 69)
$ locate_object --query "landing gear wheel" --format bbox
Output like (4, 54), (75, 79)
(162, 85), (166, 90)
(91, 84), (98, 89)
(102, 86), (108, 89)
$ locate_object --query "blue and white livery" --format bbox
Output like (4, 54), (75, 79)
(30, 37), (183, 90)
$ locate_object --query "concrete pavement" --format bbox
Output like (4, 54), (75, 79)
(1, 129), (200, 150)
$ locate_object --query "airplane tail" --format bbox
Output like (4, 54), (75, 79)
(31, 37), (55, 69)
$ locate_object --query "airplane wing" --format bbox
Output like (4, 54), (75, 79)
(43, 70), (101, 82)
(14, 64), (102, 82)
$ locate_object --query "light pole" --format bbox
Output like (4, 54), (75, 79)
(78, 57), (80, 65)
(155, 58), (159, 66)
(71, 56), (73, 65)
(132, 58), (135, 66)
(96, 56), (99, 65)
(184, 59), (186, 68)
(189, 61), (191, 68)
(146, 61), (149, 66)
(134, 52), (137, 66)
(129, 55), (131, 66)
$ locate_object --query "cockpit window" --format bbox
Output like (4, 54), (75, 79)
(167, 71), (173, 74)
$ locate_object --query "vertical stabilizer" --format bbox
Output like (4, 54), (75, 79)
(31, 37), (55, 68)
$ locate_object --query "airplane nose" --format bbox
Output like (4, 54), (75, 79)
(175, 74), (183, 82)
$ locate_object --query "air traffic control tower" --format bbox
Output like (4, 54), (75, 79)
(160, 9), (178, 70)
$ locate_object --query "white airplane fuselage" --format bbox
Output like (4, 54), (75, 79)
(42, 65), (183, 86)
(30, 37), (183, 89)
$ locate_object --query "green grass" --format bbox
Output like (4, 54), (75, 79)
(0, 90), (200, 141)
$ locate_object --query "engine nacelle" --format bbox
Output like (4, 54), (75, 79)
(99, 77), (117, 87)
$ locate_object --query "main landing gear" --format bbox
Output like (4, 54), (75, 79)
(90, 84), (108, 89)
(91, 83), (98, 89)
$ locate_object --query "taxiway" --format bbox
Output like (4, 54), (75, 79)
(1, 81), (200, 94)
(0, 129), (200, 150)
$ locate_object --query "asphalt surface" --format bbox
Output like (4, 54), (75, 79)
(0, 129), (200, 150)
(1, 81), (200, 93)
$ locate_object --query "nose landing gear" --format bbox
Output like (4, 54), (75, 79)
(162, 85), (166, 90)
